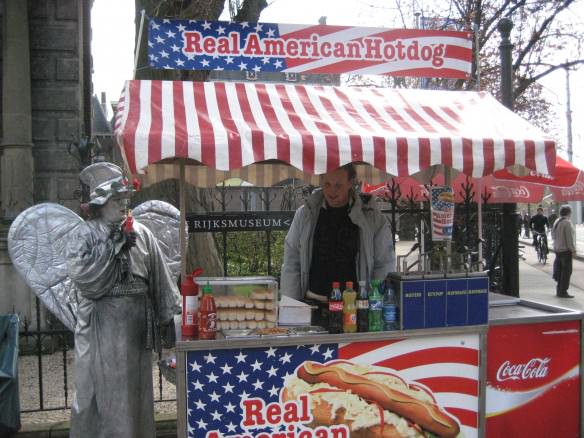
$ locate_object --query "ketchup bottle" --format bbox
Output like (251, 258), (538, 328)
(181, 268), (203, 337)
(123, 210), (134, 232)
(198, 283), (217, 340)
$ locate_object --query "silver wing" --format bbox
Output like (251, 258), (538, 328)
(8, 203), (83, 332)
(133, 200), (183, 284)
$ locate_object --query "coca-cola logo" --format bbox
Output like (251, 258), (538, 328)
(560, 181), (584, 196)
(496, 357), (550, 382)
(491, 185), (530, 199)
(528, 169), (553, 179)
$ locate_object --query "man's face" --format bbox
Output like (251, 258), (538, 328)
(537, 209), (543, 215)
(322, 168), (353, 208)
(101, 196), (129, 224)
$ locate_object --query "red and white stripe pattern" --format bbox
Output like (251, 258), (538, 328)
(340, 334), (480, 437)
(115, 80), (556, 179)
(277, 23), (473, 78)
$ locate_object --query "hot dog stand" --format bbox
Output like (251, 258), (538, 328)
(113, 20), (578, 438)
(114, 77), (583, 437)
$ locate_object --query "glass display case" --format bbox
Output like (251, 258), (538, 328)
(196, 276), (278, 330)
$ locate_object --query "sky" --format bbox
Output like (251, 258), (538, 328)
(91, 0), (584, 168)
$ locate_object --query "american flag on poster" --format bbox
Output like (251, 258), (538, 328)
(186, 344), (338, 438)
(185, 335), (479, 438)
(147, 19), (473, 78)
(431, 186), (455, 241)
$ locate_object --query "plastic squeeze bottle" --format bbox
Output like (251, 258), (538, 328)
(198, 283), (217, 340)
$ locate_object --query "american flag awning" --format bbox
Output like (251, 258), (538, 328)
(114, 80), (556, 187)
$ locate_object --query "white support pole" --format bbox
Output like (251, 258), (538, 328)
(445, 167), (452, 272)
(133, 9), (146, 79)
(473, 22), (481, 91)
(180, 161), (187, 280)
(477, 180), (483, 266)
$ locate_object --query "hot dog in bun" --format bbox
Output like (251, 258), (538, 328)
(437, 192), (454, 203)
(282, 360), (460, 438)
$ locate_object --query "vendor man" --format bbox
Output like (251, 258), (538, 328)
(280, 163), (395, 305)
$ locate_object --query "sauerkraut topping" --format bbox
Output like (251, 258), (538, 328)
(286, 378), (424, 438)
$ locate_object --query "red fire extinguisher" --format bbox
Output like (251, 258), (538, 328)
(181, 268), (204, 337)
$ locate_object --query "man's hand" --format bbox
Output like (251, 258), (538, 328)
(123, 231), (137, 251)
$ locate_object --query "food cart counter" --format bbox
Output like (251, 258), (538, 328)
(173, 293), (582, 438)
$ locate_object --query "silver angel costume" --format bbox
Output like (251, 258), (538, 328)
(67, 219), (179, 437)
(8, 163), (182, 438)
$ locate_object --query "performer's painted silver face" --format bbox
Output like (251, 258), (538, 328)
(101, 197), (129, 224)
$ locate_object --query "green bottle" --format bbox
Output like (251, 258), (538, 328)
(368, 280), (383, 331)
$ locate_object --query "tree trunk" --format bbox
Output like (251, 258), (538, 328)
(131, 180), (224, 275)
(131, 0), (268, 277)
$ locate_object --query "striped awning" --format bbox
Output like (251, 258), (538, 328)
(114, 80), (556, 187)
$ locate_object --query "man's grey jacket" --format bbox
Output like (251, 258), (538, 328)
(280, 189), (395, 300)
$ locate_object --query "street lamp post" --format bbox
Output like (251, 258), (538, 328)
(498, 18), (520, 297)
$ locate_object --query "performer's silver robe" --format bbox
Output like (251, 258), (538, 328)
(66, 219), (180, 438)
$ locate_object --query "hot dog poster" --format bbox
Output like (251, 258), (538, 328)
(185, 334), (480, 437)
(486, 321), (581, 438)
(430, 186), (454, 241)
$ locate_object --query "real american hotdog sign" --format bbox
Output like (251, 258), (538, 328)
(148, 19), (473, 79)
(185, 335), (480, 437)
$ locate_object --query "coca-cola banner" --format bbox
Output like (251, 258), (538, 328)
(550, 173), (584, 201)
(486, 321), (581, 437)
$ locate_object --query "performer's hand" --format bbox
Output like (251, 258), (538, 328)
(123, 231), (137, 251)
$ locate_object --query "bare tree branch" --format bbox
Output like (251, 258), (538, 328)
(515, 59), (584, 97)
(512, 0), (575, 71)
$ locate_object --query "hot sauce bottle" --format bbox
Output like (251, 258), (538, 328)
(198, 283), (217, 340)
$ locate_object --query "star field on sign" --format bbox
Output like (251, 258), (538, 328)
(185, 344), (337, 437)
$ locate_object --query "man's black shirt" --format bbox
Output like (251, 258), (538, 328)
(309, 204), (359, 297)
(529, 214), (549, 234)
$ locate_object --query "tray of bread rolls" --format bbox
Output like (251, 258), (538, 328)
(197, 276), (278, 331)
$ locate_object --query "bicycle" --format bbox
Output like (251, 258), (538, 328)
(533, 231), (548, 264)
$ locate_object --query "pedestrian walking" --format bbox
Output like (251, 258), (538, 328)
(523, 212), (530, 238)
(552, 205), (576, 298)
(548, 210), (558, 234)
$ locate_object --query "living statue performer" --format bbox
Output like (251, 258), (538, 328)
(8, 162), (182, 438)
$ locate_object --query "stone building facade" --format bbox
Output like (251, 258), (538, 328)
(0, 0), (92, 321)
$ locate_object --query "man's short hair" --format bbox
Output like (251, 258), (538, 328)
(559, 204), (572, 217)
(536, 207), (544, 213)
(340, 163), (357, 182)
